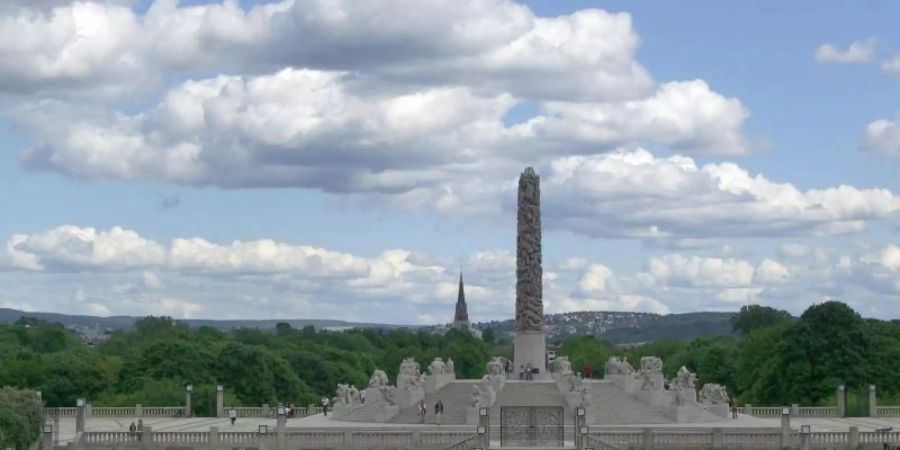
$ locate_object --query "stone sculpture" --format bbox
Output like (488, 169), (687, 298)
(335, 384), (351, 405)
(429, 358), (447, 376)
(675, 366), (696, 390)
(567, 372), (582, 392)
(379, 386), (397, 405)
(516, 167), (543, 332)
(699, 384), (728, 405)
(368, 369), (389, 388)
(639, 357), (664, 391)
(487, 357), (505, 376)
(348, 385), (360, 405)
(553, 356), (572, 374)
(640, 356), (663, 373)
(605, 356), (634, 375)
(470, 385), (483, 408)
(397, 358), (423, 391)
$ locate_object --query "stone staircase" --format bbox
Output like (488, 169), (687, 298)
(335, 401), (382, 422)
(389, 381), (478, 424)
(585, 380), (673, 425)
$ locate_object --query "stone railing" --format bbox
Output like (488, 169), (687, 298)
(860, 431), (900, 444)
(721, 430), (781, 447)
(92, 407), (137, 416)
(797, 406), (840, 417)
(877, 406), (900, 417)
(744, 405), (840, 418)
(442, 433), (481, 450)
(140, 406), (186, 417)
(44, 407), (77, 417)
(232, 406), (266, 417)
(82, 432), (141, 444)
(589, 429), (900, 449)
(81, 428), (480, 449)
(583, 433), (625, 450)
(744, 406), (783, 417)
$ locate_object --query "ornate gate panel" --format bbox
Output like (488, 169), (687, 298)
(500, 407), (564, 447)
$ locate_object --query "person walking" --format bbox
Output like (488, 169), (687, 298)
(728, 396), (738, 419)
(360, 390), (366, 404)
(321, 396), (330, 416)
(419, 400), (428, 424)
(229, 408), (237, 426)
(434, 400), (444, 425)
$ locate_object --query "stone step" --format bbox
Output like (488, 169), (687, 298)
(585, 381), (673, 425)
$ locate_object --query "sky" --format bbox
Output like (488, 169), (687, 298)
(0, 0), (898, 325)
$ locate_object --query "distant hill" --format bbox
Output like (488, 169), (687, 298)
(0, 308), (410, 331)
(0, 308), (737, 343)
(473, 311), (737, 344)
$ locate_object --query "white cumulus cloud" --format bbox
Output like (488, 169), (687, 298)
(814, 38), (876, 63)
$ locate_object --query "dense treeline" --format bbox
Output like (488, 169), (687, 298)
(2, 301), (898, 416)
(0, 386), (44, 450)
(0, 317), (492, 413)
(559, 301), (900, 409)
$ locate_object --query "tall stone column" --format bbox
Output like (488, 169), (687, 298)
(514, 167), (547, 376)
(216, 385), (224, 418)
(869, 385), (877, 417)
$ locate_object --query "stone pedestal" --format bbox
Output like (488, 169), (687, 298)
(514, 330), (547, 377)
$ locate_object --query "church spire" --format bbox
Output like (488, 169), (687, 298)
(453, 271), (469, 329)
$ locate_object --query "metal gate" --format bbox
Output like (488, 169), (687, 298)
(500, 406), (564, 447)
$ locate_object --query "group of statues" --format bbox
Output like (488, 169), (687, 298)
(338, 356), (458, 408)
(486, 356), (506, 376)
(397, 358), (424, 391)
(604, 355), (729, 407)
(429, 357), (454, 376)
(605, 356), (635, 375)
(335, 384), (362, 405)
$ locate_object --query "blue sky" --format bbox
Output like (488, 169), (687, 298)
(0, 0), (897, 324)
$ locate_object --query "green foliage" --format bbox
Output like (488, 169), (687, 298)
(731, 305), (793, 335)
(776, 301), (870, 404)
(4, 300), (898, 414)
(0, 387), (44, 450)
(575, 301), (900, 407)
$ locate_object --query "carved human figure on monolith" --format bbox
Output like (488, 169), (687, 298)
(513, 167), (547, 375)
(516, 167), (543, 332)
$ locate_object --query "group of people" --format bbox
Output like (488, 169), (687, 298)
(416, 399), (445, 424)
(127, 419), (144, 436)
(518, 363), (537, 380)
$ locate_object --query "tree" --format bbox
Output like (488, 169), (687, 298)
(775, 301), (870, 404)
(558, 336), (615, 377)
(481, 328), (496, 344)
(734, 321), (790, 404)
(0, 387), (44, 450)
(731, 305), (792, 335)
